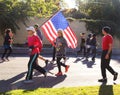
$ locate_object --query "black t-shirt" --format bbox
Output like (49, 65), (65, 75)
(80, 38), (86, 46)
(86, 37), (91, 45)
(90, 37), (96, 46)
(3, 35), (11, 45)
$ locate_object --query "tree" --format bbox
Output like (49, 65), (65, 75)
(0, 0), (60, 35)
(76, 0), (120, 38)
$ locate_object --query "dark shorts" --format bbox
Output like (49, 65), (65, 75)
(4, 45), (11, 49)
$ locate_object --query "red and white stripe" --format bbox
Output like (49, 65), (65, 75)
(41, 20), (57, 45)
(41, 20), (77, 49)
(64, 27), (77, 48)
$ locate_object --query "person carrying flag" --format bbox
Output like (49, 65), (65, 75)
(34, 24), (43, 40)
(55, 29), (70, 76)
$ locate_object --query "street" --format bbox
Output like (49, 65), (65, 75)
(0, 55), (120, 92)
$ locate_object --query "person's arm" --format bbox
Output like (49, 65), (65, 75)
(9, 38), (13, 44)
(38, 55), (46, 61)
(105, 43), (112, 59)
(105, 36), (113, 59)
(29, 36), (42, 50)
(62, 38), (68, 47)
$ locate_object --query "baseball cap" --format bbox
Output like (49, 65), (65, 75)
(26, 26), (36, 32)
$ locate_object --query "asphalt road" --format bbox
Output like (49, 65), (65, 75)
(0, 55), (120, 92)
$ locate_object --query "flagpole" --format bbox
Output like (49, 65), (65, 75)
(40, 9), (62, 27)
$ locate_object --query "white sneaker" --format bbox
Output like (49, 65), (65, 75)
(24, 80), (34, 83)
(33, 69), (38, 76)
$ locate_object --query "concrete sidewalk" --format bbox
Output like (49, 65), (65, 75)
(0, 55), (120, 92)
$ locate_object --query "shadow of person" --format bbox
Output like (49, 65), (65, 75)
(73, 57), (84, 63)
(0, 72), (27, 92)
(33, 62), (56, 76)
(81, 59), (95, 68)
(99, 84), (114, 95)
(0, 70), (67, 92)
(0, 60), (5, 63)
(15, 74), (67, 91)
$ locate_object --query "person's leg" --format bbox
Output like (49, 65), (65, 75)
(101, 60), (107, 79)
(55, 57), (63, 76)
(80, 46), (83, 52)
(77, 45), (82, 55)
(105, 53), (118, 80)
(101, 51), (107, 79)
(6, 47), (12, 60)
(38, 55), (49, 66)
(86, 48), (90, 60)
(26, 54), (38, 80)
(1, 48), (8, 60)
(83, 46), (86, 57)
(60, 57), (67, 67)
(56, 57), (62, 72)
(106, 63), (116, 75)
(78, 45), (81, 52)
(60, 61), (69, 72)
(98, 51), (107, 82)
(63, 56), (67, 64)
(52, 47), (56, 61)
(60, 62), (66, 67)
(92, 47), (96, 61)
(56, 56), (69, 76)
(33, 60), (46, 76)
(105, 52), (115, 74)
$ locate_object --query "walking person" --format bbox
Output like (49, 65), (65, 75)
(34, 24), (43, 40)
(52, 41), (67, 64)
(1, 29), (13, 61)
(98, 26), (118, 83)
(77, 33), (86, 57)
(85, 33), (92, 61)
(90, 33), (97, 62)
(55, 29), (69, 76)
(24, 26), (47, 83)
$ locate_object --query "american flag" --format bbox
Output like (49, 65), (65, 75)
(41, 11), (77, 49)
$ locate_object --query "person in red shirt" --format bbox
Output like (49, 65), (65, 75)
(24, 26), (46, 83)
(98, 26), (118, 83)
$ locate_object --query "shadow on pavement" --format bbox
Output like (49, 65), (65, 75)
(73, 57), (95, 68)
(99, 84), (114, 95)
(34, 62), (57, 76)
(0, 60), (4, 63)
(0, 72), (27, 92)
(19, 75), (67, 91)
(81, 59), (95, 68)
(0, 63), (67, 92)
(73, 57), (84, 63)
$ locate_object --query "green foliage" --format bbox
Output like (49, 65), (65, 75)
(76, 0), (120, 39)
(0, 0), (59, 35)
(81, 19), (117, 36)
(0, 0), (28, 34)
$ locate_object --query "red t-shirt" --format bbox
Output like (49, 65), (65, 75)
(102, 34), (113, 50)
(28, 35), (42, 55)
